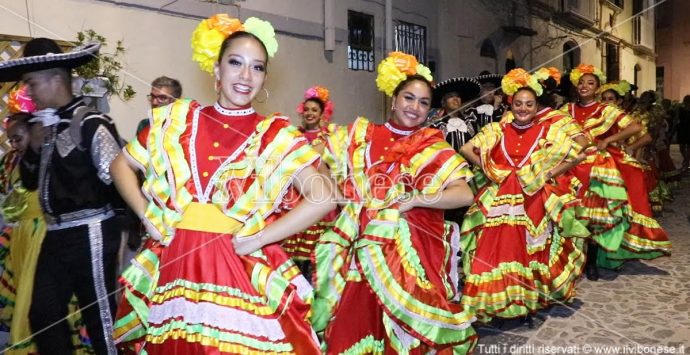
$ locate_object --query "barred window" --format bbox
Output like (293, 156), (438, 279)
(348, 11), (375, 71)
(605, 42), (620, 82)
(394, 21), (427, 64)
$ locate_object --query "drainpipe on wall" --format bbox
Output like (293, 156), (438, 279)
(385, 0), (393, 53)
(324, 0), (335, 51)
(381, 0), (394, 121)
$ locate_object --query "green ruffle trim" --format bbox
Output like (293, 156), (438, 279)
(582, 178), (629, 251)
(339, 335), (385, 355)
(147, 319), (294, 352)
(114, 248), (160, 342)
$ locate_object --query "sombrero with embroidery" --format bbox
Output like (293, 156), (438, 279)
(474, 70), (502, 88)
(0, 38), (100, 82)
(432, 76), (481, 108)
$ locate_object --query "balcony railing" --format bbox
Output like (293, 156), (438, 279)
(633, 15), (655, 53)
(557, 0), (596, 28)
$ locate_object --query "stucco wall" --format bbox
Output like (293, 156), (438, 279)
(656, 0), (690, 100)
(0, 0), (440, 139)
(0, 0), (661, 140)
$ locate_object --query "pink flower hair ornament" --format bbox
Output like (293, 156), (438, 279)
(4, 85), (36, 129)
(296, 85), (334, 123)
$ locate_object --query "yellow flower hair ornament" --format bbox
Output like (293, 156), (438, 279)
(501, 68), (543, 97)
(191, 14), (278, 74)
(569, 63), (606, 86)
(533, 67), (561, 85)
(376, 51), (433, 96)
(598, 80), (632, 97)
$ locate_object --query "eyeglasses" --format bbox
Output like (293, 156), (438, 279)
(147, 93), (174, 102)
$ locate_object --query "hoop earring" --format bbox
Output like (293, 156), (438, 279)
(255, 88), (269, 103)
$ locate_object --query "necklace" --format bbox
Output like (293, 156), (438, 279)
(511, 120), (534, 129)
(213, 102), (255, 116)
(384, 122), (415, 136)
(577, 100), (597, 108)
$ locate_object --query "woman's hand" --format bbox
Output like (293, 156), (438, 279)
(232, 233), (264, 256)
(625, 146), (635, 157)
(596, 138), (610, 151)
(398, 193), (417, 212)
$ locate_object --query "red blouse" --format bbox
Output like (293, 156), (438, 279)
(191, 103), (261, 192)
(491, 122), (544, 168)
(367, 120), (418, 167)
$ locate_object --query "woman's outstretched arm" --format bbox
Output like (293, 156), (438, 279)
(233, 165), (336, 255)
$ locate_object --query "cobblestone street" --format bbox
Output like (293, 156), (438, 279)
(476, 150), (690, 355)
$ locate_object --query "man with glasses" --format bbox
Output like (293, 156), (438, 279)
(147, 76), (182, 109)
(138, 76), (182, 135)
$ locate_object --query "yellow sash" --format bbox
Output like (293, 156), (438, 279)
(176, 202), (243, 234)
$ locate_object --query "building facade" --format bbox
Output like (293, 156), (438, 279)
(656, 0), (690, 101)
(0, 0), (657, 139)
(435, 0), (656, 93)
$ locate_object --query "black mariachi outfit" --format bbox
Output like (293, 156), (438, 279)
(465, 103), (508, 130)
(430, 111), (476, 225)
(431, 110), (478, 153)
(20, 98), (123, 355)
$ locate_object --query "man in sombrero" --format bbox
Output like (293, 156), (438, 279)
(466, 71), (509, 129)
(0, 38), (123, 355)
(430, 76), (481, 226)
(430, 76), (482, 152)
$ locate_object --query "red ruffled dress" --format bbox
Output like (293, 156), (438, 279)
(460, 121), (587, 321)
(282, 126), (339, 268)
(113, 101), (321, 354)
(313, 118), (477, 354)
(564, 102), (671, 268)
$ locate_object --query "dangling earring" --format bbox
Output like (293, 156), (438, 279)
(255, 88), (269, 103)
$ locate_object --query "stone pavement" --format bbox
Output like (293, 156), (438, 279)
(476, 151), (690, 355)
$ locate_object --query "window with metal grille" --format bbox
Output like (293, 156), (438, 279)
(605, 42), (620, 82)
(394, 21), (427, 64)
(348, 10), (375, 71)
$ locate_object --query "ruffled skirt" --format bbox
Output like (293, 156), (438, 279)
(113, 229), (319, 354)
(460, 174), (587, 322)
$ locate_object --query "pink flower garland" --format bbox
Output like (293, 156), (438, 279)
(296, 85), (334, 123)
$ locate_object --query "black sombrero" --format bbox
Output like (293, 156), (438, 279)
(432, 77), (481, 108)
(0, 38), (100, 82)
(474, 71), (502, 88)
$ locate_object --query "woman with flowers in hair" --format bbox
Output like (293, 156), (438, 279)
(458, 68), (588, 323)
(282, 85), (339, 281)
(561, 64), (671, 278)
(501, 67), (589, 147)
(312, 52), (477, 354)
(110, 14), (334, 354)
(601, 83), (667, 213)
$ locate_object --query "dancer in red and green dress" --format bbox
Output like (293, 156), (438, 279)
(313, 52), (477, 354)
(282, 86), (339, 282)
(561, 64), (671, 277)
(459, 68), (588, 322)
(111, 15), (335, 354)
